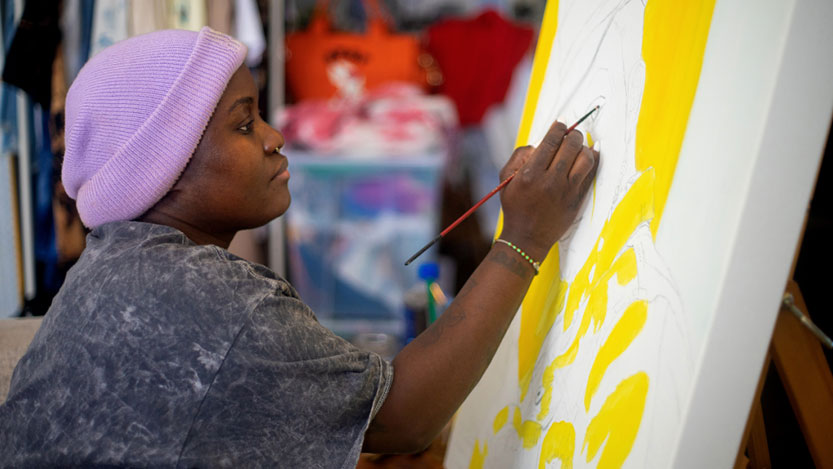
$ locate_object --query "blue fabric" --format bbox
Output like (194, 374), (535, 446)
(0, 0), (18, 156)
(0, 0), (60, 299)
(80, 0), (95, 65)
(33, 105), (58, 292)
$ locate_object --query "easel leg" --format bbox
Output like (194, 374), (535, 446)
(771, 281), (833, 468)
(734, 349), (771, 469)
(746, 400), (771, 469)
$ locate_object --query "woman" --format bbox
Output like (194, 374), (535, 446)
(0, 27), (598, 467)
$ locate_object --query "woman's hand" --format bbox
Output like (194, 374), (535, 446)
(499, 120), (600, 261)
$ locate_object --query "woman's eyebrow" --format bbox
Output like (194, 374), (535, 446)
(227, 96), (254, 115)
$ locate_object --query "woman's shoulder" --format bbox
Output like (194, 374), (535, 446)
(50, 221), (298, 337)
(81, 220), (293, 295)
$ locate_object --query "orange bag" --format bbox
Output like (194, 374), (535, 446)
(285, 0), (432, 101)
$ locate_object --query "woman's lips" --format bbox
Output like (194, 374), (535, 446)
(271, 159), (289, 181)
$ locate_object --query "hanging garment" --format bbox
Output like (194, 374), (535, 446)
(90, 0), (129, 57)
(32, 105), (59, 294)
(61, 0), (83, 85)
(206, 0), (233, 34)
(0, 0), (18, 155)
(50, 46), (66, 155)
(79, 0), (95, 65)
(0, 0), (20, 317)
(169, 0), (207, 32)
(129, 0), (168, 36)
(60, 0), (99, 83)
(1, 0), (62, 108)
(425, 9), (533, 126)
(49, 46), (85, 265)
(234, 0), (266, 67)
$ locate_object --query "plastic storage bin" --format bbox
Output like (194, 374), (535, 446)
(284, 150), (444, 339)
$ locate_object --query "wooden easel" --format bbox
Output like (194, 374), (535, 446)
(734, 279), (833, 468)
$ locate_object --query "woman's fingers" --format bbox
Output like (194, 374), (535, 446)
(568, 145), (598, 185)
(549, 129), (584, 178)
(568, 148), (599, 210)
(527, 120), (568, 173)
(500, 145), (534, 181)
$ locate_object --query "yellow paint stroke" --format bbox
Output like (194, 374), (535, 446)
(513, 407), (543, 449)
(515, 0), (559, 148)
(562, 169), (655, 332)
(519, 169), (652, 401)
(539, 421), (576, 469)
(637, 0), (717, 236)
(493, 406), (510, 434)
(585, 300), (648, 411)
(532, 253), (638, 416)
(552, 248), (638, 370)
(468, 439), (488, 469)
(613, 250), (638, 286)
(537, 359), (557, 420)
(583, 372), (649, 469)
(518, 249), (567, 400)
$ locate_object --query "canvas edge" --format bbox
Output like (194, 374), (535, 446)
(669, 0), (833, 466)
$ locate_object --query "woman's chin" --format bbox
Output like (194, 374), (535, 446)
(268, 197), (291, 222)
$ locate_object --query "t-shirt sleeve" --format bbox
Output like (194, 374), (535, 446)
(178, 291), (394, 469)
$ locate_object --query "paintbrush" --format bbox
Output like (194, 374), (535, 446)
(405, 105), (600, 266)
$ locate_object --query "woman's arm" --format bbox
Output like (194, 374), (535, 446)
(363, 120), (599, 453)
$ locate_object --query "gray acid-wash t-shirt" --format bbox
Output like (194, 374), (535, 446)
(0, 221), (393, 468)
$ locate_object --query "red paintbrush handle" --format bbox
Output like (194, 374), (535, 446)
(439, 171), (517, 237)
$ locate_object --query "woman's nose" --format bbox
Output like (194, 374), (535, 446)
(263, 126), (286, 154)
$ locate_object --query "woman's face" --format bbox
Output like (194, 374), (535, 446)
(171, 65), (290, 234)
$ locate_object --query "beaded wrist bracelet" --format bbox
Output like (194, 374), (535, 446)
(494, 238), (540, 275)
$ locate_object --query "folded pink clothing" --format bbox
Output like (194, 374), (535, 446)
(276, 83), (457, 157)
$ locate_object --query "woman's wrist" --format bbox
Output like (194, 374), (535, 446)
(493, 238), (541, 275)
(497, 229), (551, 262)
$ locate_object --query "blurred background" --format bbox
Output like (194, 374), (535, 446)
(0, 1), (830, 466)
(0, 0), (546, 355)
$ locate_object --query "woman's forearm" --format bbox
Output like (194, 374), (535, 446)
(362, 241), (537, 453)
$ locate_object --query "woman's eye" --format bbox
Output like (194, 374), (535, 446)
(239, 120), (254, 133)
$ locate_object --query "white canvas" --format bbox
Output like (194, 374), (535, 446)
(446, 0), (833, 467)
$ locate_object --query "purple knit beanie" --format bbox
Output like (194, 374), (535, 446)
(62, 27), (247, 228)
